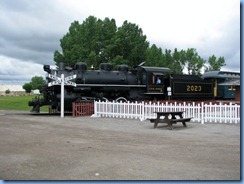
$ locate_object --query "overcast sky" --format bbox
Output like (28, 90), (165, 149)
(0, 0), (240, 84)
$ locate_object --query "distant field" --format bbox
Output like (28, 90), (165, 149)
(0, 95), (48, 112)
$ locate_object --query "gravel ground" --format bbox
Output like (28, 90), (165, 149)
(0, 110), (240, 180)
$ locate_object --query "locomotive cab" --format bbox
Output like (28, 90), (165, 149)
(135, 66), (171, 96)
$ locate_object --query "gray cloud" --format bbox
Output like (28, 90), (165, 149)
(0, 0), (70, 66)
(199, 15), (240, 72)
(0, 55), (46, 84)
(0, 0), (240, 85)
(0, 0), (67, 84)
(155, 12), (240, 72)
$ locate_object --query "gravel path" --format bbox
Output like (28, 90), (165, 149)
(0, 110), (240, 180)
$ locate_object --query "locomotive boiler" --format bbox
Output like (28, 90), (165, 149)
(29, 61), (214, 113)
(29, 62), (171, 112)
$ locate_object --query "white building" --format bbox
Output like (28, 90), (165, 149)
(0, 85), (26, 96)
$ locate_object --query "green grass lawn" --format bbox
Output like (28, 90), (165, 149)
(0, 95), (48, 111)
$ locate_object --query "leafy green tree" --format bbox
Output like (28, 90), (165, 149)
(111, 55), (128, 67)
(172, 48), (184, 74)
(54, 16), (117, 69)
(5, 89), (10, 94)
(30, 76), (46, 91)
(161, 49), (183, 74)
(54, 16), (149, 68)
(22, 83), (32, 93)
(184, 48), (206, 75)
(53, 15), (226, 74)
(145, 44), (164, 67)
(163, 49), (174, 68)
(205, 55), (226, 71)
(110, 20), (149, 67)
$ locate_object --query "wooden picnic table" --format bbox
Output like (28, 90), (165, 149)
(149, 111), (192, 130)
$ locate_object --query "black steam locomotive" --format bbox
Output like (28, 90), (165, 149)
(29, 62), (214, 112)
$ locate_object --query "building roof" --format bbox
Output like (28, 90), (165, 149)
(202, 71), (240, 79)
(0, 85), (25, 92)
(218, 79), (240, 86)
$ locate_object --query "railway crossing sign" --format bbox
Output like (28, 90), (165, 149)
(64, 75), (77, 87)
(48, 74), (77, 87)
(48, 74), (60, 80)
(48, 80), (60, 87)
(48, 74), (77, 118)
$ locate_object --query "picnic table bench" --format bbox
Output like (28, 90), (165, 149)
(148, 111), (192, 130)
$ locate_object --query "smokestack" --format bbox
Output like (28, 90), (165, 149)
(59, 61), (65, 70)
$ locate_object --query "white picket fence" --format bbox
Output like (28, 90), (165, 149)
(93, 101), (240, 124)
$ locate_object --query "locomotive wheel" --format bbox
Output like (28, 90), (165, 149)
(115, 97), (128, 102)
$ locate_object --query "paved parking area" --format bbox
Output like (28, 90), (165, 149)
(0, 110), (240, 180)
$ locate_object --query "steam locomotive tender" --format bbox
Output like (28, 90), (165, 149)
(29, 62), (214, 112)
